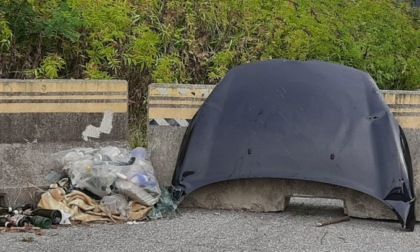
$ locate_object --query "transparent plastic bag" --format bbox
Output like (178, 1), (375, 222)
(112, 165), (159, 195)
(52, 148), (96, 166)
(112, 164), (161, 206)
(100, 194), (130, 218)
(97, 146), (132, 164)
(130, 147), (150, 161)
(130, 173), (158, 191)
(76, 170), (117, 197)
(54, 146), (161, 201)
(132, 158), (155, 175)
(63, 159), (94, 186)
(115, 179), (159, 206)
(63, 160), (117, 197)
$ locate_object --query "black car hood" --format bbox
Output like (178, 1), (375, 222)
(171, 59), (415, 230)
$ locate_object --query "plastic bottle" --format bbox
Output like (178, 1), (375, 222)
(130, 173), (155, 187)
(31, 209), (62, 224)
(30, 216), (52, 229)
(0, 216), (12, 228)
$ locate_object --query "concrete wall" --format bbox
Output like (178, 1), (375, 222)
(148, 84), (420, 221)
(0, 79), (128, 207)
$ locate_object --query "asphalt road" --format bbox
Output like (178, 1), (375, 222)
(0, 198), (418, 252)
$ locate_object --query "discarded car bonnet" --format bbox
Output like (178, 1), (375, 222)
(171, 59), (416, 231)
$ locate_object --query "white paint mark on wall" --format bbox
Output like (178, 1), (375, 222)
(82, 110), (114, 141)
(98, 110), (113, 134)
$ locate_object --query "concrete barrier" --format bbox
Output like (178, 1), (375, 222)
(148, 84), (420, 221)
(0, 79), (128, 207)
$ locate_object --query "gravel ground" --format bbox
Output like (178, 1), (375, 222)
(0, 198), (419, 252)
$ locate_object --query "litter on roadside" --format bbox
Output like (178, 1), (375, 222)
(0, 146), (178, 231)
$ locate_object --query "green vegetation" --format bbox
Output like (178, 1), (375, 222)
(1, 0), (419, 146)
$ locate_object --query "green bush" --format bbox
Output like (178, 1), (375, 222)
(1, 0), (419, 145)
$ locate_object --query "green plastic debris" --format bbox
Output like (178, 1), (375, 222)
(148, 187), (180, 220)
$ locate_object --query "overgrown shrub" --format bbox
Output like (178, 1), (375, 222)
(0, 0), (419, 145)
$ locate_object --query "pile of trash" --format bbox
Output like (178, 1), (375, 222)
(0, 146), (178, 230)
